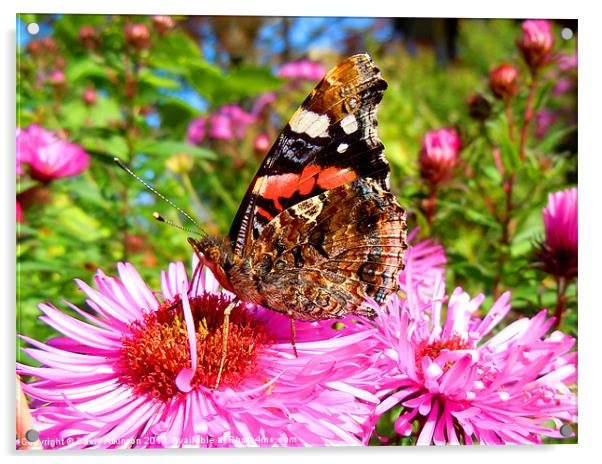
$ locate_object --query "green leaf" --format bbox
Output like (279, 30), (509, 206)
(135, 139), (216, 160)
(138, 69), (181, 90)
(81, 134), (129, 159)
(66, 58), (109, 83)
(156, 98), (198, 131)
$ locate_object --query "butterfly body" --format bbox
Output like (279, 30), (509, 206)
(190, 53), (407, 323)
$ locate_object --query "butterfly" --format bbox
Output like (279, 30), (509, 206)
(186, 53), (408, 387)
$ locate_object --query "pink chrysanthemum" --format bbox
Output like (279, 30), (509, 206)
(536, 187), (578, 280)
(17, 258), (385, 449)
(17, 125), (90, 182)
(368, 256), (577, 445)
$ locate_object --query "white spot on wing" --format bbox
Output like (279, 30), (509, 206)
(289, 109), (330, 138)
(340, 114), (358, 134)
(337, 143), (349, 153)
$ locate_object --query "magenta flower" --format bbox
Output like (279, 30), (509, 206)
(518, 19), (554, 71)
(17, 125), (90, 182)
(537, 187), (578, 280)
(278, 60), (326, 81)
(419, 128), (461, 186)
(17, 200), (23, 223)
(218, 105), (255, 139)
(186, 117), (207, 145)
(17, 258), (385, 448)
(207, 113), (233, 141)
(369, 268), (577, 444)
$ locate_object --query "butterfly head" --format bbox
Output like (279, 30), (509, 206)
(187, 236), (238, 293)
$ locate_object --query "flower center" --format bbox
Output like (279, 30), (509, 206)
(117, 293), (271, 401)
(415, 335), (469, 378)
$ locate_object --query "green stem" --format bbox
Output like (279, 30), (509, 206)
(519, 72), (539, 162)
(552, 277), (568, 331)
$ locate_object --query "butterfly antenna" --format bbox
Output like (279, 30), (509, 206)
(153, 212), (202, 236)
(114, 157), (207, 237)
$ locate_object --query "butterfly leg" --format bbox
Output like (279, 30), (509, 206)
(288, 313), (299, 358)
(214, 299), (238, 390)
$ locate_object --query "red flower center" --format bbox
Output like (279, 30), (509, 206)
(117, 293), (272, 401)
(415, 335), (469, 378)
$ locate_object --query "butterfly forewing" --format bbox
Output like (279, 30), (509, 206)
(229, 53), (390, 257)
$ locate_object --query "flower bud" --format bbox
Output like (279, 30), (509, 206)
(48, 70), (66, 86)
(518, 20), (554, 72)
(535, 187), (577, 280)
(254, 134), (271, 154)
(83, 87), (97, 106)
(466, 94), (492, 122)
(79, 26), (100, 49)
(152, 16), (175, 35)
(419, 128), (461, 186)
(125, 23), (151, 50)
(489, 64), (519, 101)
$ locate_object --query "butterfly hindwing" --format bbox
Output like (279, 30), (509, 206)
(229, 53), (389, 257)
(245, 178), (407, 321)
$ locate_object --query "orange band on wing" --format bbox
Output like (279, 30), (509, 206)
(317, 167), (357, 190)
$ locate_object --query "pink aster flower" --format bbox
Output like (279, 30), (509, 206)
(278, 60), (326, 81)
(207, 113), (233, 141)
(368, 261), (577, 444)
(186, 117), (207, 145)
(536, 187), (578, 280)
(218, 105), (255, 139)
(419, 128), (461, 186)
(17, 125), (90, 182)
(17, 258), (385, 449)
(518, 19), (554, 71)
(17, 200), (23, 223)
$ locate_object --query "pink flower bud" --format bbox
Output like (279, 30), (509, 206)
(48, 70), (66, 86)
(489, 64), (519, 101)
(79, 26), (100, 49)
(518, 20), (554, 71)
(152, 16), (175, 35)
(125, 23), (151, 50)
(419, 128), (461, 185)
(536, 187), (577, 280)
(254, 134), (271, 153)
(83, 87), (97, 106)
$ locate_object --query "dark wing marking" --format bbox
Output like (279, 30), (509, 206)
(228, 53), (389, 257)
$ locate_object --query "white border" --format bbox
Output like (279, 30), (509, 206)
(3, 1), (600, 463)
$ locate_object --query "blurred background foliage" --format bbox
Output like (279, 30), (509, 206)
(17, 15), (577, 378)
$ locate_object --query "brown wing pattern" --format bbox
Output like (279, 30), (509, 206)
(228, 53), (389, 257)
(242, 178), (407, 321)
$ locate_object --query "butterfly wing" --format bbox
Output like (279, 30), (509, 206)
(241, 178), (407, 320)
(229, 53), (389, 257)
